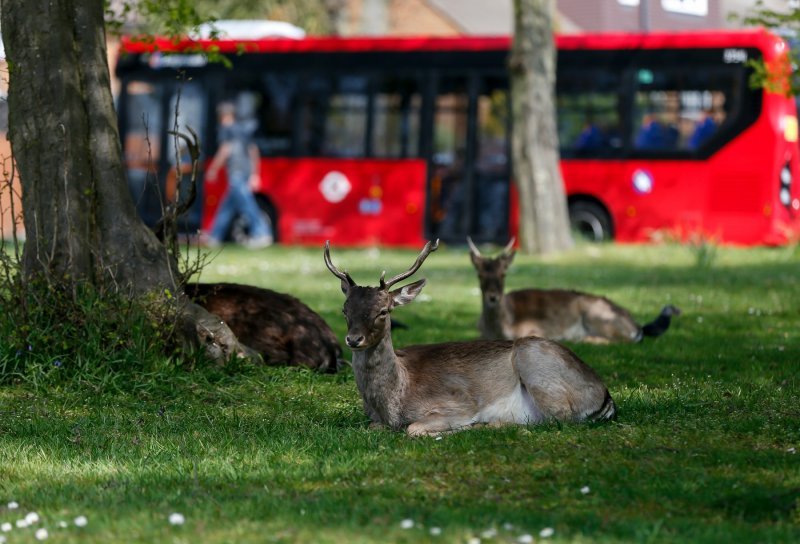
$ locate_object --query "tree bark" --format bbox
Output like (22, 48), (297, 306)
(510, 0), (573, 254)
(1, 0), (258, 363)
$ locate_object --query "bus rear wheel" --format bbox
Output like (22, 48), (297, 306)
(229, 196), (279, 244)
(568, 200), (613, 242)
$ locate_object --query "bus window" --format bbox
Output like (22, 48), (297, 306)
(633, 68), (738, 153)
(221, 76), (297, 157)
(475, 77), (510, 241)
(373, 77), (422, 158)
(123, 80), (164, 227)
(558, 69), (623, 158)
(431, 77), (469, 240)
(261, 74), (297, 156)
(323, 75), (369, 157)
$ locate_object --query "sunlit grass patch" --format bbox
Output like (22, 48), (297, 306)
(0, 243), (798, 542)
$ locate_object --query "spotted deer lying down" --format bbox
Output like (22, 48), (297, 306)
(324, 239), (615, 436)
(468, 238), (681, 344)
(185, 283), (344, 373)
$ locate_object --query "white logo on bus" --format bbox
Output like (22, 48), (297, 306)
(632, 169), (654, 194)
(319, 171), (352, 203)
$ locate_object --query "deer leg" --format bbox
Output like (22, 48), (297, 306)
(406, 415), (476, 437)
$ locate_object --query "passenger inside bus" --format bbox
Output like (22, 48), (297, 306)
(574, 118), (604, 152)
(635, 112), (679, 150)
(688, 109), (718, 149)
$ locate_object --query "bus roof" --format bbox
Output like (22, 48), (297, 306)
(121, 28), (785, 57)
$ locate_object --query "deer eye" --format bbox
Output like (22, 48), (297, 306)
(375, 309), (389, 321)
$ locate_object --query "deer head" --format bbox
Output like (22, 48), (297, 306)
(467, 237), (516, 308)
(324, 240), (439, 350)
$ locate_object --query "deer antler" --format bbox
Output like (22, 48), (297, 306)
(466, 236), (481, 257)
(502, 237), (516, 256)
(381, 239), (440, 290)
(324, 241), (356, 286)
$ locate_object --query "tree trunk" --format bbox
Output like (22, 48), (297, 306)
(509, 0), (573, 254)
(1, 0), (258, 363)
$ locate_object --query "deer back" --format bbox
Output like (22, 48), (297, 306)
(503, 288), (640, 343)
(186, 282), (343, 372)
(469, 238), (640, 343)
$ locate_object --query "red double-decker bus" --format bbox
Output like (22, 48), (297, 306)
(116, 28), (800, 246)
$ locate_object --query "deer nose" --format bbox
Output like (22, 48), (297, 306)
(487, 294), (500, 304)
(346, 335), (365, 348)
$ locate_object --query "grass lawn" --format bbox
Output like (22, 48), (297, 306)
(0, 241), (798, 543)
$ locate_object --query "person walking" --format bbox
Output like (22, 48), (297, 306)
(204, 101), (273, 249)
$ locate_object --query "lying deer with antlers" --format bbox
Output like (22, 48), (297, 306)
(185, 283), (344, 373)
(468, 238), (681, 344)
(324, 240), (615, 436)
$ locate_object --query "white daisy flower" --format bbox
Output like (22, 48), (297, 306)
(168, 513), (185, 526)
(429, 527), (442, 536)
(34, 528), (48, 540)
(580, 485), (591, 494)
(517, 535), (534, 544)
(481, 527), (498, 539)
(15, 519), (28, 529)
(74, 515), (88, 527)
(400, 519), (414, 529)
(539, 527), (555, 538)
(0, 523), (11, 532)
(6, 503), (18, 511)
(25, 512), (40, 524)
(57, 521), (68, 529)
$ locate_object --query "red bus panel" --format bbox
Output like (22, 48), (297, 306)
(203, 158), (428, 247)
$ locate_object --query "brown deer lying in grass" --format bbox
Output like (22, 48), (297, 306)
(185, 283), (344, 373)
(468, 238), (681, 344)
(324, 239), (615, 436)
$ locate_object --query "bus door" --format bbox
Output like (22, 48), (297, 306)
(428, 74), (511, 245)
(120, 77), (207, 231)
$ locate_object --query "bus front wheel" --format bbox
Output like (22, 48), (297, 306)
(568, 200), (613, 242)
(229, 196), (279, 244)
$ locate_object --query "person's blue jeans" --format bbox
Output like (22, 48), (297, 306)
(209, 173), (271, 242)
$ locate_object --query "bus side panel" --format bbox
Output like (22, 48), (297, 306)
(561, 101), (800, 246)
(202, 158), (428, 247)
(563, 154), (775, 245)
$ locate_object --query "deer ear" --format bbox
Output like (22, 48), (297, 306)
(340, 278), (351, 296)
(502, 250), (516, 268)
(390, 278), (426, 307)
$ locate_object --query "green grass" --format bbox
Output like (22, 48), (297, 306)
(1, 241), (799, 543)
